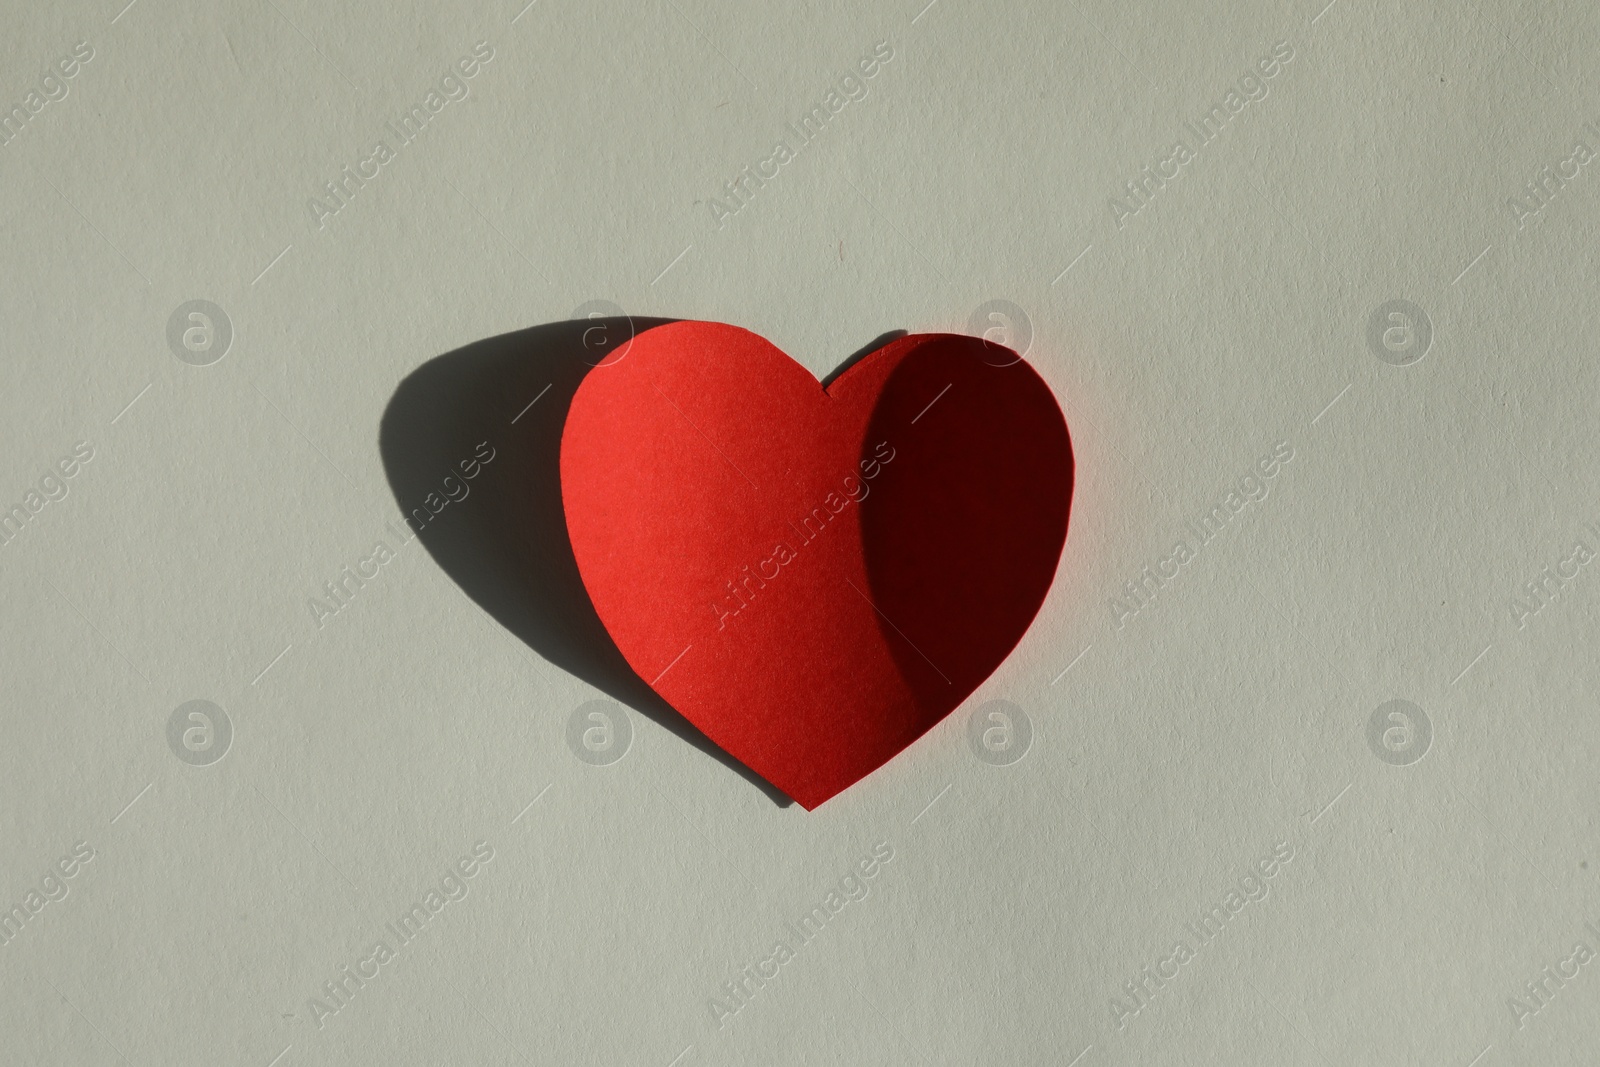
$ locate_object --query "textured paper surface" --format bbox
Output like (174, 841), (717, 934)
(3, 1), (1599, 1064)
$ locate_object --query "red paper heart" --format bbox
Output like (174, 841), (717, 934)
(560, 322), (1072, 809)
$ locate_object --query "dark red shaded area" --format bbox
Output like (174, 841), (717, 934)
(857, 338), (1073, 719)
(560, 322), (1072, 809)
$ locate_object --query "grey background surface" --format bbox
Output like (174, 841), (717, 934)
(3, 0), (1598, 1064)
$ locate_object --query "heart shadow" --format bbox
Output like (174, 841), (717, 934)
(377, 317), (799, 806)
